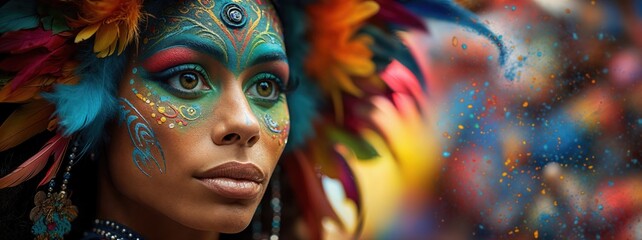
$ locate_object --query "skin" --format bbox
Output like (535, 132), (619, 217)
(98, 0), (289, 239)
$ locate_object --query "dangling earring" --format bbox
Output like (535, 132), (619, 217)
(29, 139), (79, 240)
(252, 164), (282, 240)
(270, 165), (282, 240)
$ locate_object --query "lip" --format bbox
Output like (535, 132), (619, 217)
(196, 162), (265, 200)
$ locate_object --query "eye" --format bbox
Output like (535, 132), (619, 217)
(169, 71), (203, 91)
(256, 81), (275, 98)
(246, 73), (284, 102)
(153, 64), (212, 99)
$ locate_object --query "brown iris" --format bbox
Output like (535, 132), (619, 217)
(256, 81), (273, 97)
(179, 72), (199, 89)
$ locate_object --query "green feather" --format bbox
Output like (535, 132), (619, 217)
(0, 0), (39, 33)
(40, 8), (71, 34)
(328, 128), (379, 160)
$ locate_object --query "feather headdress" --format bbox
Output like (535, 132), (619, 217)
(0, 0), (506, 239)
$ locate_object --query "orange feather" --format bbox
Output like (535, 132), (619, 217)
(0, 61), (80, 103)
(0, 100), (55, 151)
(0, 134), (69, 188)
(71, 0), (143, 57)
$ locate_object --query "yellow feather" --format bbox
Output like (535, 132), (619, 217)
(75, 23), (101, 43)
(329, 66), (362, 96)
(0, 100), (55, 151)
(93, 22), (119, 54)
(337, 1), (379, 26)
(117, 23), (129, 54)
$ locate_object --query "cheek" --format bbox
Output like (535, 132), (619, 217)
(127, 66), (208, 130)
(112, 69), (169, 177)
(117, 65), (218, 173)
(256, 102), (290, 148)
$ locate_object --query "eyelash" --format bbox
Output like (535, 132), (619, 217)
(246, 73), (288, 104)
(152, 64), (211, 99)
(149, 64), (296, 102)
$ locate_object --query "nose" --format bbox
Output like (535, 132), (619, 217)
(211, 90), (261, 147)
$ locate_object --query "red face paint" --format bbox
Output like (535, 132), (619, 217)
(142, 47), (200, 73)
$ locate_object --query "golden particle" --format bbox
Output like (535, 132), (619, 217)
(161, 117), (167, 123)
(452, 36), (458, 47)
(158, 106), (166, 113)
(151, 113), (156, 118)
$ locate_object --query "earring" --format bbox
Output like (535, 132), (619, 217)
(252, 165), (282, 240)
(29, 139), (79, 240)
(270, 165), (282, 240)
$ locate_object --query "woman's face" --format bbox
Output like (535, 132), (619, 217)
(105, 0), (289, 233)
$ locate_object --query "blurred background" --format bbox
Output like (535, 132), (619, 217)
(344, 0), (642, 239)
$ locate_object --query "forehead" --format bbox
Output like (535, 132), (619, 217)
(140, 0), (284, 68)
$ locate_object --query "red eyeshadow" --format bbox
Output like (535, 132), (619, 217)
(142, 47), (199, 73)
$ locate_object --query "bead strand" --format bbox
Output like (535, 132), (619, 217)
(92, 219), (143, 240)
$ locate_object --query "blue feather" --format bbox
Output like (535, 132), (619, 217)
(0, 0), (39, 33)
(403, 0), (509, 65)
(286, 75), (322, 151)
(43, 45), (128, 154)
(280, 4), (321, 150)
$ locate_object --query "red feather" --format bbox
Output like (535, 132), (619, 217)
(375, 0), (427, 31)
(0, 28), (67, 54)
(1, 45), (74, 91)
(0, 134), (70, 188)
(0, 28), (73, 90)
(380, 60), (426, 109)
(38, 137), (70, 186)
(283, 151), (342, 240)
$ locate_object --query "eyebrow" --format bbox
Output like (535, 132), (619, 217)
(147, 36), (228, 63)
(248, 50), (288, 66)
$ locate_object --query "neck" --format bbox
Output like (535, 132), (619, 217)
(97, 162), (219, 240)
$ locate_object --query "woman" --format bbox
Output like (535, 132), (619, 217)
(0, 0), (504, 239)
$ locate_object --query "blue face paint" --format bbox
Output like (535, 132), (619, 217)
(118, 98), (167, 176)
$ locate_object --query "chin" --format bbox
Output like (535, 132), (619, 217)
(178, 200), (260, 233)
(217, 218), (253, 234)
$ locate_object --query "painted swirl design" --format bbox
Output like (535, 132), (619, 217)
(118, 98), (167, 176)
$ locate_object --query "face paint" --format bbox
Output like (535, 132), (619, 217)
(117, 97), (166, 176)
(129, 69), (205, 129)
(102, 0), (290, 235)
(142, 0), (285, 74)
(263, 112), (290, 147)
(134, 0), (289, 136)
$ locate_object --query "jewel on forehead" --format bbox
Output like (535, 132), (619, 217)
(221, 3), (247, 28)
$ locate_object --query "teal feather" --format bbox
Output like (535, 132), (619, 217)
(43, 45), (128, 153)
(0, 0), (39, 33)
(403, 0), (509, 65)
(280, 4), (322, 150)
(40, 9), (71, 34)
